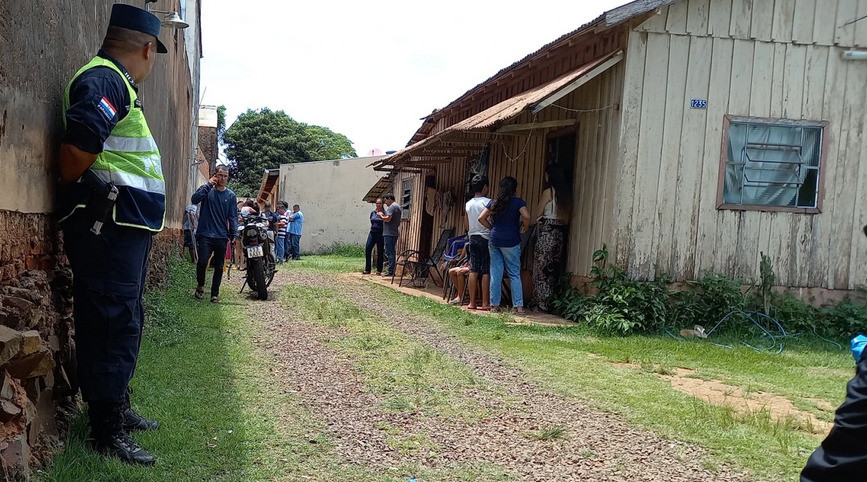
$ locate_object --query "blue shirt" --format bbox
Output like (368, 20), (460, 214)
(287, 211), (303, 235)
(486, 197), (527, 248)
(369, 211), (383, 232)
(191, 183), (238, 240)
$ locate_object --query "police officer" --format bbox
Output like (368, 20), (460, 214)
(802, 349), (867, 480)
(57, 4), (168, 465)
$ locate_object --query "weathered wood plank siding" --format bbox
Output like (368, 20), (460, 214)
(616, 0), (867, 289)
(399, 28), (628, 278)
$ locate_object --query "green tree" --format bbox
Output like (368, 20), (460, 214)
(222, 108), (357, 197)
(303, 125), (356, 161)
(216, 105), (227, 141)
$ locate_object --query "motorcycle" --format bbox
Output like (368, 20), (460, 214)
(237, 212), (277, 300)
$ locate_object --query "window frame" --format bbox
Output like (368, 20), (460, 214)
(716, 115), (828, 214)
(400, 179), (412, 221)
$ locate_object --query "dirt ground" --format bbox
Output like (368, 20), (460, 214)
(248, 268), (755, 481)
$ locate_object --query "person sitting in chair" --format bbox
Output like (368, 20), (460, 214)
(448, 261), (471, 305)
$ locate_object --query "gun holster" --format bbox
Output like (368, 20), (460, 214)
(80, 170), (118, 236)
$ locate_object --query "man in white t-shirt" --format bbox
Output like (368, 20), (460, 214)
(465, 175), (491, 310)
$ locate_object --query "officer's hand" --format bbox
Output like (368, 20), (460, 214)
(209, 175), (218, 185)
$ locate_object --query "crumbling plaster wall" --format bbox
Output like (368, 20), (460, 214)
(0, 0), (199, 477)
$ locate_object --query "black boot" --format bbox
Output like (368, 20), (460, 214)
(122, 387), (159, 432)
(122, 407), (160, 431)
(89, 403), (156, 466)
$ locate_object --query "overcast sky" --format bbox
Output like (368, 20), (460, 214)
(200, 0), (627, 157)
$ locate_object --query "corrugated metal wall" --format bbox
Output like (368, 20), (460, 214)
(614, 0), (867, 289)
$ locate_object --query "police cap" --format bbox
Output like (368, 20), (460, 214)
(109, 4), (168, 54)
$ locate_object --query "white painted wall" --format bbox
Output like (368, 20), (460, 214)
(279, 156), (384, 253)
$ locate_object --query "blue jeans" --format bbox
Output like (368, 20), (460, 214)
(489, 244), (523, 308)
(276, 235), (286, 262)
(365, 230), (384, 273)
(383, 235), (397, 274)
(289, 233), (301, 259)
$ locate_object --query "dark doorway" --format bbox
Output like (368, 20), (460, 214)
(545, 129), (576, 184)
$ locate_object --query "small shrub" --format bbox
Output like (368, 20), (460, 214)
(822, 300), (867, 338)
(673, 273), (748, 329)
(769, 291), (821, 335)
(551, 246), (670, 335)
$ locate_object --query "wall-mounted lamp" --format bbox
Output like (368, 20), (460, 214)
(144, 0), (189, 29)
(842, 50), (867, 61)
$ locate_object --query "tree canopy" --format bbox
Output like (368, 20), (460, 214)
(222, 108), (357, 197)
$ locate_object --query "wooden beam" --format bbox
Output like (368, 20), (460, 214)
(605, 0), (680, 26)
(530, 50), (624, 114)
(406, 159), (460, 164)
(495, 118), (577, 134)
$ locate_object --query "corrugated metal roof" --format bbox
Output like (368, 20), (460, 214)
(372, 50), (622, 170)
(363, 175), (396, 203)
(450, 50), (622, 131)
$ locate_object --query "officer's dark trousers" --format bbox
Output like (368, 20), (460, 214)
(196, 236), (228, 297)
(802, 355), (867, 481)
(63, 212), (152, 405)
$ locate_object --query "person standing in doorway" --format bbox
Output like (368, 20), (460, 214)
(191, 167), (238, 303)
(465, 175), (492, 310)
(532, 164), (572, 312)
(287, 204), (304, 260)
(379, 193), (402, 277)
(57, 3), (168, 465)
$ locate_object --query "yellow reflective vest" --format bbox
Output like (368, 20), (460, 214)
(61, 57), (166, 232)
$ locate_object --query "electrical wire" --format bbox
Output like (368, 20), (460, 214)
(663, 310), (845, 354)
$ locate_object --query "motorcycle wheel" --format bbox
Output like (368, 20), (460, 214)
(248, 258), (268, 300)
(264, 256), (276, 288)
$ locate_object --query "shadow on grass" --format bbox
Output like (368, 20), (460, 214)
(41, 257), (261, 482)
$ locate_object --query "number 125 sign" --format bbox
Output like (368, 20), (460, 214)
(690, 99), (708, 109)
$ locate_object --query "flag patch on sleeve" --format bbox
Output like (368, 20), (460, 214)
(97, 97), (117, 120)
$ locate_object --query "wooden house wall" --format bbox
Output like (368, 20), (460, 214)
(397, 28), (630, 275)
(395, 171), (426, 255)
(614, 0), (867, 289)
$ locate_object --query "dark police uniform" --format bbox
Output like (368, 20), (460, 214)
(802, 353), (867, 481)
(59, 3), (167, 465)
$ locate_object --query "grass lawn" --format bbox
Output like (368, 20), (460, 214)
(40, 253), (852, 481)
(373, 286), (851, 480)
(41, 257), (376, 481)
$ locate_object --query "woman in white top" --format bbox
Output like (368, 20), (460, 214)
(532, 164), (572, 312)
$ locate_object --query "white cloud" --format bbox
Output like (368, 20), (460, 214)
(201, 0), (627, 156)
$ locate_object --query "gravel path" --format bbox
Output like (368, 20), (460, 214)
(244, 268), (751, 481)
